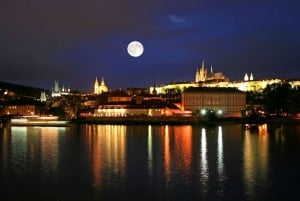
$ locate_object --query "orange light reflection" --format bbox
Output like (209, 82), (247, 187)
(87, 125), (126, 191)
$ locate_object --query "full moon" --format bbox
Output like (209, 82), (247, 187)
(127, 41), (144, 57)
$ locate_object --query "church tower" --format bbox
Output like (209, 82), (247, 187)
(195, 67), (199, 82)
(40, 91), (47, 102)
(199, 60), (207, 82)
(94, 77), (99, 94)
(51, 80), (61, 97)
(94, 77), (108, 95)
(195, 60), (207, 82)
(99, 77), (108, 94)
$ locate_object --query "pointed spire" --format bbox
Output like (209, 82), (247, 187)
(152, 82), (157, 94)
(201, 60), (205, 69)
(100, 77), (105, 86)
(250, 72), (254, 80)
(195, 67), (199, 82)
(244, 73), (249, 81)
(210, 65), (213, 74)
(94, 77), (99, 94)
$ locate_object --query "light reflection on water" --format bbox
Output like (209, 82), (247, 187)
(40, 127), (59, 177)
(147, 125), (153, 185)
(9, 126), (64, 177)
(1, 123), (300, 200)
(85, 125), (127, 193)
(164, 125), (171, 186)
(200, 127), (209, 192)
(11, 127), (28, 175)
(217, 126), (226, 197)
(243, 124), (269, 200)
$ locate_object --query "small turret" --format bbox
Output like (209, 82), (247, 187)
(244, 73), (249, 81)
(250, 72), (254, 81)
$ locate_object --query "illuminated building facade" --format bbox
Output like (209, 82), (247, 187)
(94, 107), (183, 117)
(94, 77), (108, 95)
(4, 105), (35, 115)
(93, 90), (182, 117)
(182, 87), (246, 117)
(107, 89), (131, 102)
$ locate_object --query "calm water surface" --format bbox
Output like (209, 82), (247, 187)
(0, 123), (300, 201)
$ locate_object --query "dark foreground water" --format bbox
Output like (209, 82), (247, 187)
(0, 123), (300, 201)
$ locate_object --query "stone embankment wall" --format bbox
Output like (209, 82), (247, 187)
(72, 116), (243, 125)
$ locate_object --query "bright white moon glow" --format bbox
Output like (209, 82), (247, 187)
(127, 41), (144, 57)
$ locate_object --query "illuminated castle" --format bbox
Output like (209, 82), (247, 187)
(149, 60), (300, 94)
(94, 77), (108, 94)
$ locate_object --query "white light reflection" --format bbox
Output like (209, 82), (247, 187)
(217, 126), (226, 196)
(200, 128), (209, 191)
(40, 127), (59, 176)
(11, 126), (28, 174)
(1, 126), (10, 171)
(217, 126), (224, 175)
(147, 125), (153, 177)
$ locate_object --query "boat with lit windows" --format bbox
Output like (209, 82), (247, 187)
(10, 115), (71, 126)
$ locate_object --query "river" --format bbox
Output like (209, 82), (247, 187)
(0, 123), (300, 201)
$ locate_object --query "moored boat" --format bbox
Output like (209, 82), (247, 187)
(9, 115), (71, 126)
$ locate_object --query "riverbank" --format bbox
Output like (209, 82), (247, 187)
(72, 116), (204, 125)
(2, 115), (300, 126)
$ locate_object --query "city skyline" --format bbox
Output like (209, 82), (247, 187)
(1, 0), (300, 92)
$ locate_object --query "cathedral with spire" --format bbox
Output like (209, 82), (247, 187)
(94, 77), (108, 94)
(195, 60), (228, 82)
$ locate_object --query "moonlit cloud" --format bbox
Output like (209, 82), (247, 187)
(168, 15), (186, 24)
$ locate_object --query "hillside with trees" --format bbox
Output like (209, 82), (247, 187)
(0, 81), (49, 98)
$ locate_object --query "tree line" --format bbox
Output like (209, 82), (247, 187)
(246, 82), (300, 118)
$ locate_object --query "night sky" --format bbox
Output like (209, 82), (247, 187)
(1, 0), (299, 92)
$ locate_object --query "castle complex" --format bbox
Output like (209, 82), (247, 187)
(150, 60), (300, 94)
